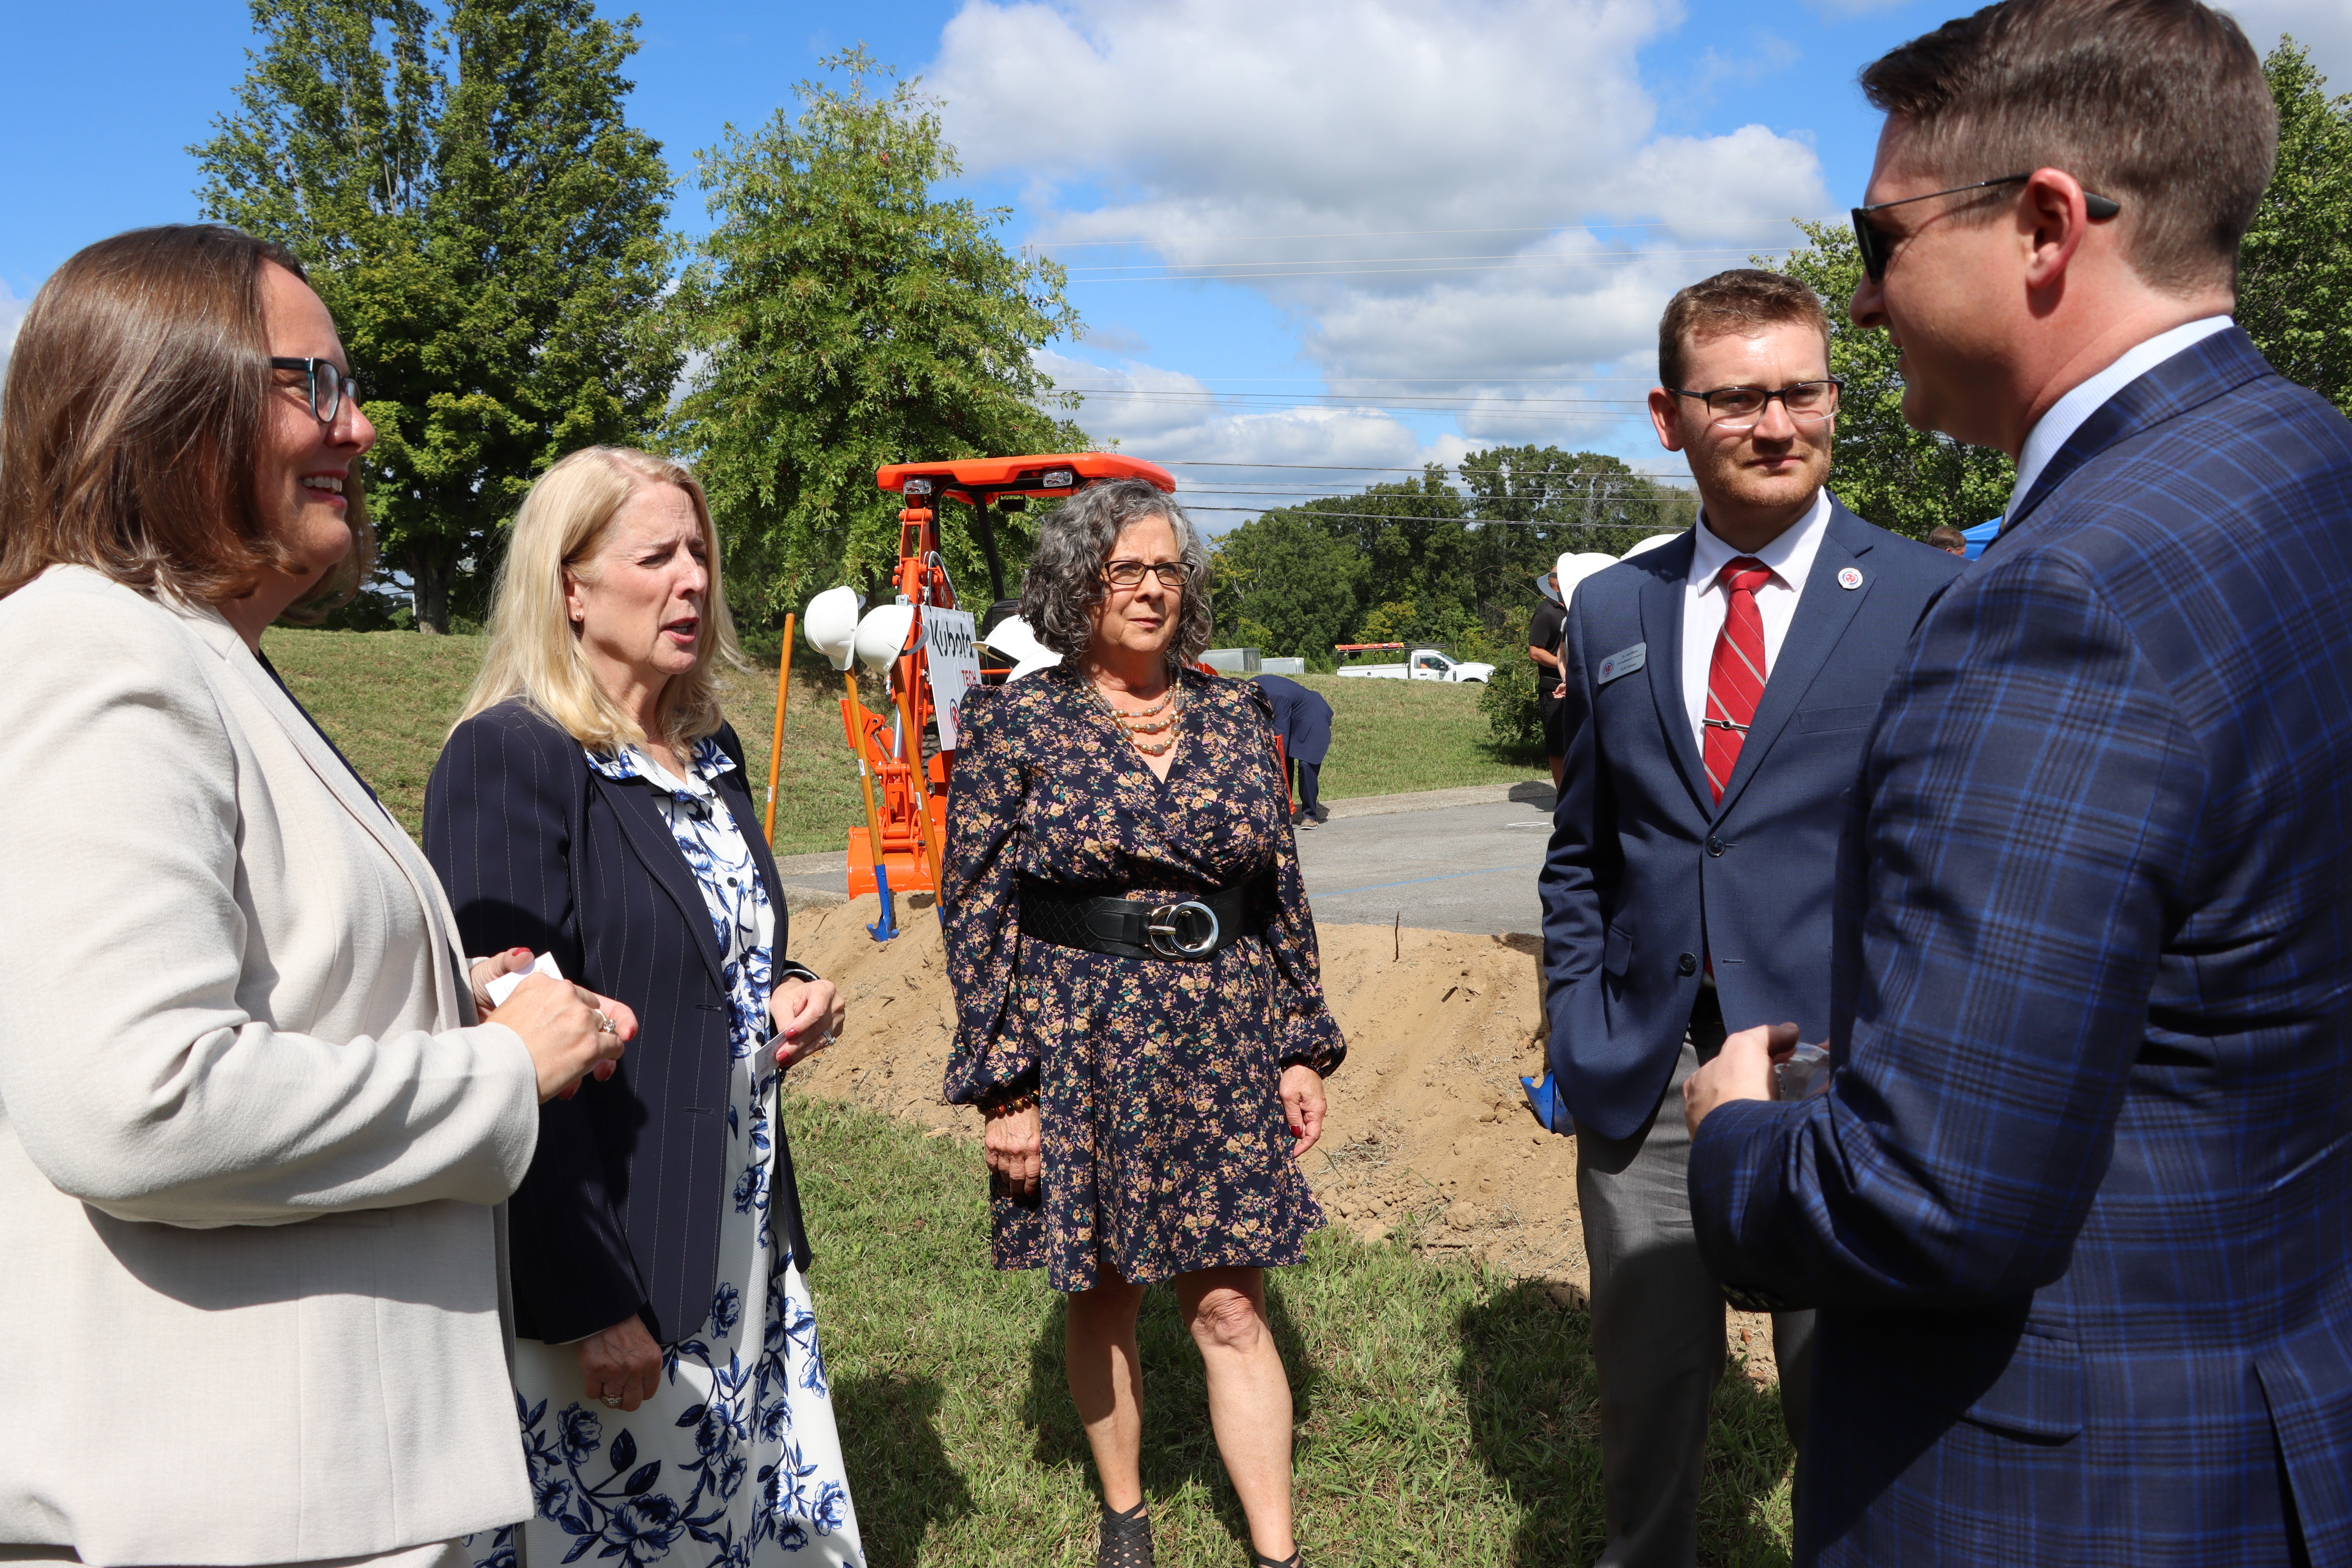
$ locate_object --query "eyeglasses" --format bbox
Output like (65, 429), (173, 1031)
(269, 357), (362, 423)
(1103, 559), (1191, 590)
(1851, 174), (2122, 281)
(1669, 379), (1842, 429)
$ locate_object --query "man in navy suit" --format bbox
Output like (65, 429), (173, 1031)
(1540, 269), (1962, 1566)
(1684, 1), (2352, 1562)
(1251, 672), (1334, 826)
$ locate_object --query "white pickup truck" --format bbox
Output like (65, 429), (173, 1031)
(1333, 644), (1495, 684)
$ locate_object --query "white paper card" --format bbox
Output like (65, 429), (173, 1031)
(485, 949), (564, 1008)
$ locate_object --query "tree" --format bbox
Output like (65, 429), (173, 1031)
(2240, 37), (2352, 417)
(1206, 509), (1367, 658)
(671, 50), (1086, 619)
(197, 0), (679, 632)
(1765, 222), (2015, 538)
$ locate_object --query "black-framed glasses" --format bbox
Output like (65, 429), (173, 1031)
(1670, 379), (1842, 429)
(1851, 174), (2122, 281)
(1103, 559), (1191, 590)
(268, 356), (361, 423)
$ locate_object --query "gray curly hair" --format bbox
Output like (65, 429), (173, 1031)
(1018, 478), (1214, 662)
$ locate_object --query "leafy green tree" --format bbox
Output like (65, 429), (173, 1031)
(1206, 508), (1367, 659)
(197, 0), (680, 632)
(1765, 222), (2015, 538)
(672, 50), (1086, 619)
(2240, 37), (2352, 417)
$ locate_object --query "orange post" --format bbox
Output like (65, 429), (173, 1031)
(844, 670), (891, 890)
(763, 613), (796, 843)
(890, 650), (947, 895)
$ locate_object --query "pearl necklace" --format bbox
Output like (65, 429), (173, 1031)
(1089, 675), (1184, 757)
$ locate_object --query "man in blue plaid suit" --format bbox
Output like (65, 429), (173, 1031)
(1683, 1), (2352, 1563)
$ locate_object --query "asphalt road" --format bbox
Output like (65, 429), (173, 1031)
(1296, 783), (1557, 937)
(773, 780), (1563, 940)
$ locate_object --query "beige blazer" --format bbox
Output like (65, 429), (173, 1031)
(0, 566), (540, 1564)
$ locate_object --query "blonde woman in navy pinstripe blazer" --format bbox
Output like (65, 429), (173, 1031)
(425, 447), (865, 1566)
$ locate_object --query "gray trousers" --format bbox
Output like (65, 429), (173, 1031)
(1574, 1026), (1813, 1568)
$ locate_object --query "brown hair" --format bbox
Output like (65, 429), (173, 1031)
(1858, 0), (2276, 295)
(1926, 525), (1971, 549)
(0, 223), (373, 614)
(1658, 269), (1832, 391)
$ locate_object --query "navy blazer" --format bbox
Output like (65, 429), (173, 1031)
(424, 700), (814, 1346)
(1250, 673), (1333, 765)
(1689, 330), (2352, 1563)
(1540, 500), (1963, 1141)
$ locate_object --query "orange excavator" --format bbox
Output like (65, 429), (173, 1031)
(818, 452), (1176, 937)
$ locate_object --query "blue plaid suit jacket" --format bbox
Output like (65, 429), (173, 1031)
(1689, 328), (2352, 1566)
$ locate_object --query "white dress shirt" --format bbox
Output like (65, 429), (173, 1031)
(1680, 487), (1832, 754)
(2006, 315), (2235, 519)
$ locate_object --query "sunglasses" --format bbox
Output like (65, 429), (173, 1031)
(1851, 174), (2122, 281)
(269, 356), (362, 423)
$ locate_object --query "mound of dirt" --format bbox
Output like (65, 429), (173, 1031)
(782, 895), (1778, 1383)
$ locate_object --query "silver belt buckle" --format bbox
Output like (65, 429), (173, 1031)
(1145, 899), (1220, 957)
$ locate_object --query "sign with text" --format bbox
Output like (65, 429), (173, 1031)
(920, 605), (983, 750)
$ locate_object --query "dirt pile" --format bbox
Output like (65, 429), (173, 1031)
(784, 895), (1778, 1382)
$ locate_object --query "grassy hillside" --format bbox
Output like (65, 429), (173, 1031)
(1289, 674), (1538, 799)
(793, 1095), (1794, 1566)
(259, 634), (1543, 857)
(262, 628), (872, 857)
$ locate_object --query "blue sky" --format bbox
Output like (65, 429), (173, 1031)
(4, 0), (2343, 518)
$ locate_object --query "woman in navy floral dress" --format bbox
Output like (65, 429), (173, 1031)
(942, 479), (1345, 1568)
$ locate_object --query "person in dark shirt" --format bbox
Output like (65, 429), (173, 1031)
(1250, 673), (1334, 827)
(1528, 571), (1570, 790)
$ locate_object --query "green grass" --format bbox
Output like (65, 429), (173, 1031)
(1289, 675), (1543, 800)
(259, 635), (1544, 854)
(262, 628), (873, 857)
(790, 1096), (1794, 1567)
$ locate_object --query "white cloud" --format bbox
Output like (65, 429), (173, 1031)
(2224, 0), (2352, 84)
(929, 0), (1827, 462)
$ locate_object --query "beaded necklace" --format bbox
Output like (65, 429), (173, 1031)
(1087, 668), (1186, 757)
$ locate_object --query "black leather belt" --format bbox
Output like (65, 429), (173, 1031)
(1018, 877), (1267, 961)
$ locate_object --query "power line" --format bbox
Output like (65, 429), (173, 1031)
(1155, 459), (1687, 476)
(1035, 219), (1802, 248)
(1186, 507), (1677, 528)
(1061, 389), (1650, 411)
(1073, 251), (1791, 284)
(1063, 246), (1787, 275)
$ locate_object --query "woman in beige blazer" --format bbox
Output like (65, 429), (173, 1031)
(0, 225), (639, 1567)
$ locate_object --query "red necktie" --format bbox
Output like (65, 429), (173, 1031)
(1704, 558), (1772, 803)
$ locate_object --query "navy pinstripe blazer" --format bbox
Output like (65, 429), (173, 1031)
(1690, 329), (2352, 1564)
(425, 699), (814, 1346)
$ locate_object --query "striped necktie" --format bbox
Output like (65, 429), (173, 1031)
(1703, 557), (1773, 803)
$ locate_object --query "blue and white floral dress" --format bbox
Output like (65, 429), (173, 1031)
(470, 738), (864, 1568)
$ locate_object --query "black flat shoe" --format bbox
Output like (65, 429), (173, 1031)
(1251, 1551), (1302, 1567)
(1099, 1499), (1154, 1568)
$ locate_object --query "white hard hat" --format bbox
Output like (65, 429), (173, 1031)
(983, 614), (1063, 681)
(853, 602), (917, 675)
(1621, 532), (1682, 559)
(803, 586), (863, 672)
(1553, 551), (1617, 604)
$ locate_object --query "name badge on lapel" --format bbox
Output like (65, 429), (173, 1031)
(1596, 642), (1646, 686)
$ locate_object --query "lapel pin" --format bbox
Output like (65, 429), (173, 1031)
(1837, 567), (1864, 590)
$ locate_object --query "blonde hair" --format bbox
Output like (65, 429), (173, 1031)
(456, 446), (741, 753)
